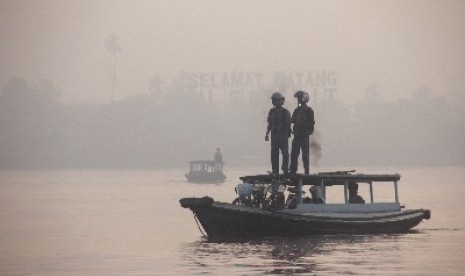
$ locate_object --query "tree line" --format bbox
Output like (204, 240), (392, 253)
(0, 77), (464, 169)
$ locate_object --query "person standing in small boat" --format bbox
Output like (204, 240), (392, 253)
(265, 92), (291, 175)
(348, 182), (365, 204)
(290, 91), (315, 174)
(214, 148), (223, 173)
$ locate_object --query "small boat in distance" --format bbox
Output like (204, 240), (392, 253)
(180, 171), (430, 239)
(185, 160), (226, 184)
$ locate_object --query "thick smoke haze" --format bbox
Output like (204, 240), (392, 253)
(2, 0), (464, 104)
(1, 0), (464, 169)
(0, 76), (463, 169)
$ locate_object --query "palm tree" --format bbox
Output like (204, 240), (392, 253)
(104, 34), (121, 101)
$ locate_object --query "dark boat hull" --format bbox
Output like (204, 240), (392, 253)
(180, 197), (430, 238)
(185, 172), (226, 184)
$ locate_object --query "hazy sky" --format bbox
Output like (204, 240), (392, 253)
(1, 0), (464, 104)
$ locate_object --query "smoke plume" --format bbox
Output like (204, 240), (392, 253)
(310, 131), (322, 167)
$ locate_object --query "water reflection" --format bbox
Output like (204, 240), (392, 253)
(180, 234), (405, 275)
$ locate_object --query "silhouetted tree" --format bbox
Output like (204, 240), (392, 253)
(104, 34), (122, 101)
(148, 75), (164, 104)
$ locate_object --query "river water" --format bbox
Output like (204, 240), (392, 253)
(1, 166), (464, 275)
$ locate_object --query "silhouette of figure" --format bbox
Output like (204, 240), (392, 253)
(310, 185), (325, 203)
(290, 91), (315, 174)
(348, 182), (365, 204)
(214, 148), (223, 172)
(265, 92), (291, 175)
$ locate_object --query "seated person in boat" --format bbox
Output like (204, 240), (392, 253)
(309, 185), (325, 203)
(348, 182), (365, 204)
(286, 186), (301, 208)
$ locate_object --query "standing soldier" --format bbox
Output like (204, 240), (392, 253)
(265, 92), (291, 175)
(290, 91), (315, 174)
(214, 148), (223, 172)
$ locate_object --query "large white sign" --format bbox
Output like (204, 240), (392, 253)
(178, 70), (338, 103)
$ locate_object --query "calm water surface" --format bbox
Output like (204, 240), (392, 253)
(1, 166), (464, 275)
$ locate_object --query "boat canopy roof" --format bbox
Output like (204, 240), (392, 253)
(239, 171), (400, 186)
(189, 160), (217, 166)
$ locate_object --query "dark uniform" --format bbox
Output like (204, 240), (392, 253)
(266, 106), (291, 174)
(290, 104), (314, 174)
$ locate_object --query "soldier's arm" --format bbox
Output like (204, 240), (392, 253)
(307, 108), (315, 134)
(308, 108), (315, 124)
(285, 109), (292, 125)
(291, 108), (298, 123)
(286, 109), (292, 136)
(265, 109), (272, 139)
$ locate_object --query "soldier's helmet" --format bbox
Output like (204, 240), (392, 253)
(294, 90), (309, 103)
(271, 92), (284, 100)
(271, 92), (285, 106)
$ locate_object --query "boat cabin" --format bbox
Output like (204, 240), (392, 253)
(185, 160), (226, 183)
(188, 160), (218, 174)
(239, 172), (403, 213)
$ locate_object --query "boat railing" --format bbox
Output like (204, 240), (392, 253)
(281, 202), (401, 214)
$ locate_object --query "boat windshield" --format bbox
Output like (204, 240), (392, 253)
(323, 181), (398, 204)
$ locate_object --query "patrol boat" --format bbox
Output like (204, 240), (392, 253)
(180, 171), (430, 239)
(185, 160), (226, 184)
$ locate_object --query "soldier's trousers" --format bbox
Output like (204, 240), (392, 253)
(271, 136), (289, 174)
(290, 135), (310, 174)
